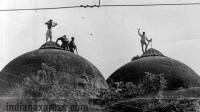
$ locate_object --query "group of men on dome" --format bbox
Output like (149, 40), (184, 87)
(56, 35), (77, 53)
(45, 19), (151, 54)
(45, 19), (77, 53)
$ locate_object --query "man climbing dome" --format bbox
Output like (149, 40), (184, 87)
(69, 37), (77, 53)
(56, 35), (69, 50)
(45, 19), (57, 42)
(138, 29), (152, 53)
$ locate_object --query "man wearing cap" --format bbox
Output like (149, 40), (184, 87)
(69, 37), (77, 53)
(56, 35), (69, 50)
(45, 19), (57, 42)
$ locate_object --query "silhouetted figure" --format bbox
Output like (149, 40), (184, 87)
(45, 19), (57, 42)
(56, 35), (69, 50)
(69, 37), (77, 53)
(138, 29), (152, 53)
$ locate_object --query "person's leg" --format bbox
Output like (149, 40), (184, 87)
(141, 43), (144, 53)
(61, 43), (64, 49)
(63, 42), (67, 50)
(46, 30), (49, 42)
(66, 41), (69, 50)
(49, 30), (52, 41)
(70, 48), (74, 53)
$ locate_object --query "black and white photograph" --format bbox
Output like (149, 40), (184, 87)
(1, 0), (200, 111)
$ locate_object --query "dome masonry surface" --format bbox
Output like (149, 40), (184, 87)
(107, 48), (200, 91)
(0, 42), (108, 95)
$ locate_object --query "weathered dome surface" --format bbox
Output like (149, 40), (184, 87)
(0, 42), (108, 95)
(107, 48), (200, 91)
(140, 48), (164, 58)
(40, 41), (62, 49)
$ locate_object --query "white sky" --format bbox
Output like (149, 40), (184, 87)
(0, 0), (200, 79)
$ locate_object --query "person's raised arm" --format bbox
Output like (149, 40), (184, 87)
(138, 29), (142, 36)
(45, 20), (50, 25)
(52, 22), (58, 27)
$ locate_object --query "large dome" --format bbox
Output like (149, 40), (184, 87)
(107, 48), (200, 91)
(0, 41), (108, 95)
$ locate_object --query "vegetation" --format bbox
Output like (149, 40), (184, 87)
(4, 63), (103, 112)
(96, 72), (200, 112)
(4, 66), (200, 112)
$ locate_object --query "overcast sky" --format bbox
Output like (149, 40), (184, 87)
(0, 0), (200, 79)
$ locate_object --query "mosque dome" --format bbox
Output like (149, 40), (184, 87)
(107, 48), (200, 91)
(0, 41), (108, 96)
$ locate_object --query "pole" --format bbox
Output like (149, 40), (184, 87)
(75, 47), (78, 55)
(99, 0), (101, 6)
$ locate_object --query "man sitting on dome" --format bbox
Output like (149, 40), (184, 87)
(138, 29), (152, 53)
(56, 35), (69, 50)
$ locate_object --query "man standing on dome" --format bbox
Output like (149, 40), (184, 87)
(138, 29), (152, 53)
(45, 19), (57, 42)
(56, 35), (69, 50)
(69, 37), (77, 53)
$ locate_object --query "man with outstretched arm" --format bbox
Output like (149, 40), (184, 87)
(138, 29), (151, 53)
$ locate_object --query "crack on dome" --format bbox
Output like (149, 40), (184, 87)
(40, 41), (62, 49)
